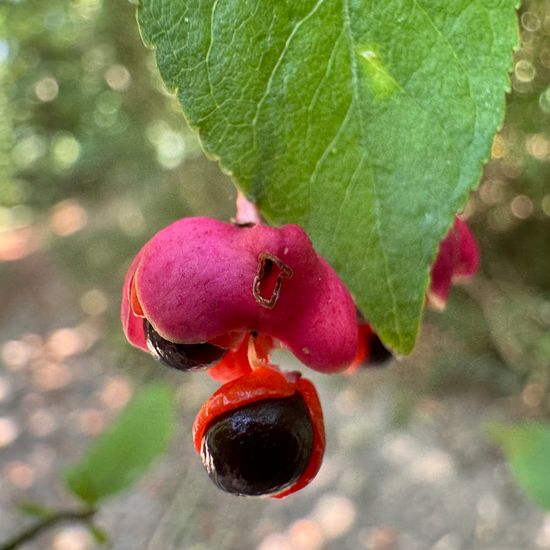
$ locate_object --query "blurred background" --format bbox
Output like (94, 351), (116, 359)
(0, 0), (549, 548)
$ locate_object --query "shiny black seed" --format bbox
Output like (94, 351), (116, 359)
(233, 221), (256, 228)
(144, 319), (226, 371)
(200, 394), (314, 496)
(367, 333), (393, 366)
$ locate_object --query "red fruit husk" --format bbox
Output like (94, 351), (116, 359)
(272, 375), (325, 499)
(345, 323), (374, 374)
(193, 366), (325, 498)
(207, 333), (251, 383)
(207, 333), (276, 383)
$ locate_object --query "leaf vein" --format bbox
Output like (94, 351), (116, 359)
(343, 0), (403, 348)
(305, 28), (346, 146)
(252, 0), (328, 149)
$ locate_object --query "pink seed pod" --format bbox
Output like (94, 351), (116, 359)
(121, 217), (358, 373)
(121, 250), (148, 352)
(427, 216), (479, 310)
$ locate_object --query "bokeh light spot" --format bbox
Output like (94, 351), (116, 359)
(479, 180), (506, 206)
(72, 0), (103, 21)
(514, 59), (536, 83)
(46, 327), (86, 359)
(510, 195), (534, 219)
(80, 288), (109, 316)
(312, 494), (357, 539)
(52, 133), (81, 169)
(34, 76), (59, 102)
(99, 376), (133, 410)
(521, 11), (541, 32)
(146, 120), (188, 169)
(358, 526), (398, 550)
(539, 87), (550, 114)
(4, 461), (35, 489)
(0, 417), (19, 448)
(526, 134), (550, 161)
(287, 519), (324, 550)
(13, 135), (46, 168)
(105, 64), (131, 91)
(52, 527), (94, 550)
(49, 199), (88, 236)
(116, 201), (145, 236)
(1, 340), (32, 370)
(522, 383), (545, 408)
(156, 131), (186, 169)
(78, 409), (105, 435)
(27, 409), (58, 437)
(32, 362), (73, 391)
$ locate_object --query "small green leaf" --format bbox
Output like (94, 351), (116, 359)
(488, 422), (550, 509)
(87, 524), (109, 545)
(64, 383), (175, 505)
(16, 502), (56, 519)
(137, 0), (519, 353)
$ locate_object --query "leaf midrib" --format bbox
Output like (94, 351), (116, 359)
(341, 0), (404, 347)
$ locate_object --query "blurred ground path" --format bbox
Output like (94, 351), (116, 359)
(0, 254), (547, 550)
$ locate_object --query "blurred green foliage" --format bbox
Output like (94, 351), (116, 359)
(0, 0), (549, 415)
(489, 422), (550, 509)
(0, 0), (236, 355)
(65, 382), (175, 505)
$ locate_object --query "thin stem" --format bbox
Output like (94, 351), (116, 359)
(234, 191), (261, 225)
(0, 508), (96, 550)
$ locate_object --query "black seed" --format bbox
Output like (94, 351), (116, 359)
(367, 333), (393, 366)
(200, 394), (314, 496)
(144, 319), (226, 371)
(233, 221), (256, 228)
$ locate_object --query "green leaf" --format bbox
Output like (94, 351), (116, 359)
(64, 383), (175, 506)
(16, 502), (56, 519)
(137, 0), (519, 353)
(488, 422), (550, 509)
(87, 524), (109, 545)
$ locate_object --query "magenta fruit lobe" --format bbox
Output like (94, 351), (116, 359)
(428, 217), (479, 309)
(122, 217), (358, 373)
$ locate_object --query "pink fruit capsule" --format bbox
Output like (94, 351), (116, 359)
(121, 217), (358, 373)
(427, 216), (479, 310)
